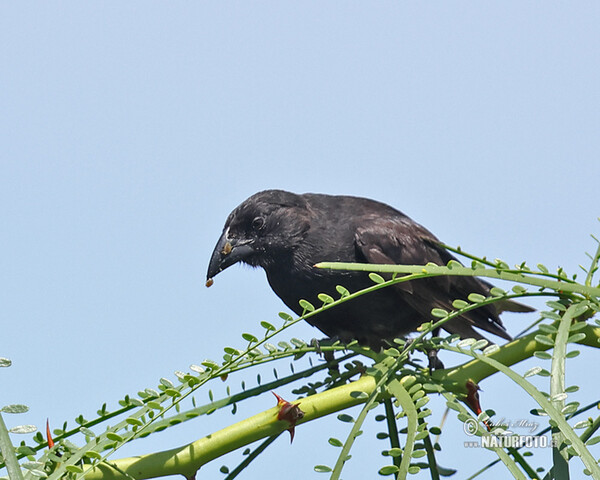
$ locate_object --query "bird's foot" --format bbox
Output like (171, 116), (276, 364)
(427, 348), (445, 373)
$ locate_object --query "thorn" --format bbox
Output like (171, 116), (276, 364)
(465, 381), (492, 431)
(272, 392), (304, 443)
(46, 419), (54, 449)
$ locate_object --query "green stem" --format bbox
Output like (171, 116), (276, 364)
(316, 262), (600, 297)
(81, 376), (376, 480)
(0, 412), (24, 480)
(430, 324), (600, 395)
(550, 305), (574, 478)
(383, 398), (402, 472)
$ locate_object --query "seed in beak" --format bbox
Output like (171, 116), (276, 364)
(221, 241), (233, 255)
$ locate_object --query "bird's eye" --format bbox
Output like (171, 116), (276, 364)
(251, 216), (265, 231)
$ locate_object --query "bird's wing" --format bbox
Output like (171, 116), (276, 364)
(354, 217), (512, 341)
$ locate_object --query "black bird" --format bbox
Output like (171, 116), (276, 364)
(206, 190), (532, 349)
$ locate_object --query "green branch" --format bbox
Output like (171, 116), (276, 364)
(430, 324), (600, 394)
(315, 262), (600, 298)
(81, 376), (376, 480)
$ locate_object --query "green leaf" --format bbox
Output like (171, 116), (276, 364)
(457, 338), (477, 348)
(328, 437), (343, 447)
(350, 391), (368, 399)
(538, 323), (558, 334)
(80, 427), (96, 437)
(565, 350), (581, 358)
(298, 299), (315, 312)
(452, 299), (469, 309)
(106, 432), (124, 442)
(65, 465), (84, 474)
(567, 333), (586, 343)
(314, 465), (332, 473)
(467, 293), (486, 303)
(242, 332), (258, 343)
(260, 321), (276, 331)
(337, 414), (355, 423)
(431, 308), (448, 318)
(483, 344), (500, 356)
(1, 404), (29, 414)
(378, 465), (399, 475)
(336, 285), (350, 297)
(570, 302), (589, 317)
(201, 359), (219, 370)
(490, 287), (507, 297)
(278, 311), (294, 322)
(534, 335), (555, 346)
(84, 450), (102, 459)
(524, 366), (543, 378)
(586, 436), (600, 446)
(512, 285), (527, 294)
(9, 425), (36, 434)
(388, 447), (403, 457)
(533, 351), (552, 360)
(317, 293), (334, 304)
(0, 357), (11, 367)
(369, 272), (385, 284)
(546, 300), (567, 311)
(471, 339), (489, 350)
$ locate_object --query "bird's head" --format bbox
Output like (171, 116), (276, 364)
(206, 190), (310, 284)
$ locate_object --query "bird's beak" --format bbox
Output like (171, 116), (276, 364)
(206, 229), (254, 285)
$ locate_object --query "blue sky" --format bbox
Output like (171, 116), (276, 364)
(1, 3), (599, 479)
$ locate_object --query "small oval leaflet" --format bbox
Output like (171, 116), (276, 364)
(65, 465), (84, 474)
(457, 338), (477, 348)
(314, 465), (333, 473)
(379, 465), (400, 475)
(467, 293), (486, 303)
(489, 287), (507, 297)
(260, 321), (276, 331)
(369, 272), (385, 284)
(483, 344), (500, 356)
(471, 339), (489, 350)
(551, 393), (568, 402)
(190, 364), (205, 374)
(80, 427), (97, 438)
(452, 299), (469, 309)
(1, 404), (29, 414)
(328, 437), (343, 447)
(242, 332), (258, 343)
(567, 333), (586, 344)
(9, 424), (37, 434)
(534, 335), (555, 347)
(431, 308), (448, 318)
(337, 413), (355, 423)
(106, 432), (124, 442)
(335, 285), (350, 297)
(538, 323), (558, 334)
(317, 293), (334, 304)
(349, 391), (368, 399)
(298, 299), (315, 312)
(278, 311), (294, 322)
(524, 366), (543, 378)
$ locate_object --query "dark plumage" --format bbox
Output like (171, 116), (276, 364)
(206, 190), (532, 349)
